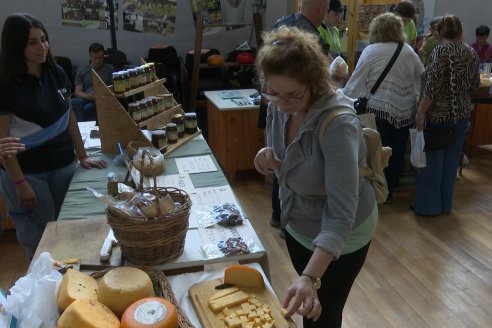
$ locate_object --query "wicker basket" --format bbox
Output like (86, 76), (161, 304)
(106, 152), (191, 265)
(91, 269), (195, 328)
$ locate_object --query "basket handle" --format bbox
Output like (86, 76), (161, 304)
(138, 149), (159, 196)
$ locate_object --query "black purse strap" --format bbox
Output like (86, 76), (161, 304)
(369, 42), (403, 95)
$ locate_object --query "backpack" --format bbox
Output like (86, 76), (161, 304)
(318, 108), (392, 204)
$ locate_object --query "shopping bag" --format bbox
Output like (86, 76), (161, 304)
(410, 128), (426, 168)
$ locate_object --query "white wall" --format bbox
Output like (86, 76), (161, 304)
(2, 0), (486, 69)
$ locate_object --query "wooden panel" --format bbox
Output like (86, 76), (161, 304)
(189, 277), (296, 328)
(467, 103), (492, 155)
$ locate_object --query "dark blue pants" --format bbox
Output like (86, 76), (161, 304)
(71, 98), (97, 122)
(272, 174), (281, 220)
(285, 231), (370, 328)
(375, 118), (410, 198)
(414, 118), (468, 215)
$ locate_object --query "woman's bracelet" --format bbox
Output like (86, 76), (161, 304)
(14, 178), (27, 185)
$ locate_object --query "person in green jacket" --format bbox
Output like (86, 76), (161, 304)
(394, 1), (417, 49)
(318, 0), (344, 57)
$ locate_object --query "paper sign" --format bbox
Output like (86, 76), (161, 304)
(154, 174), (196, 194)
(175, 156), (217, 174)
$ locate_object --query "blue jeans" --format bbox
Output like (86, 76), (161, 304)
(0, 162), (76, 258)
(71, 97), (96, 122)
(414, 118), (469, 215)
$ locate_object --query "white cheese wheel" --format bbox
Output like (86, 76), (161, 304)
(97, 267), (155, 318)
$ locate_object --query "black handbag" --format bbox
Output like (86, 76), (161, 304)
(355, 42), (403, 115)
(423, 124), (457, 150)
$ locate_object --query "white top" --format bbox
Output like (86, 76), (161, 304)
(343, 42), (424, 128)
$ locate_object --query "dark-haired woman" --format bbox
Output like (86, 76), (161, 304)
(414, 15), (480, 216)
(0, 13), (107, 258)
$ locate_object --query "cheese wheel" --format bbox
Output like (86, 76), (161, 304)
(121, 297), (178, 328)
(98, 267), (155, 318)
(57, 268), (98, 311)
(57, 298), (120, 328)
(224, 265), (264, 287)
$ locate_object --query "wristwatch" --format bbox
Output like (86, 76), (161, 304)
(301, 274), (321, 290)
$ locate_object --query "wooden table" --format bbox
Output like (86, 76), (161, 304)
(468, 86), (492, 155)
(205, 89), (264, 182)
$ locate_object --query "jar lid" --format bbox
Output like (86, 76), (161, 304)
(151, 130), (166, 136)
(166, 122), (177, 128)
(173, 113), (183, 119)
(185, 112), (197, 118)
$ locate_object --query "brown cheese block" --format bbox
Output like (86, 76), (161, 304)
(57, 268), (98, 311)
(224, 265), (264, 288)
(97, 267), (155, 318)
(57, 298), (120, 328)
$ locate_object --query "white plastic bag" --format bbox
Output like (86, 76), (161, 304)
(6, 252), (62, 328)
(410, 128), (426, 168)
(329, 56), (349, 80)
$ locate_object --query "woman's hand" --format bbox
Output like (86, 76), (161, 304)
(0, 137), (25, 162)
(416, 113), (426, 131)
(254, 147), (282, 175)
(282, 276), (322, 321)
(79, 157), (108, 170)
(16, 181), (37, 209)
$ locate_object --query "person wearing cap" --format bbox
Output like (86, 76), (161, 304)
(318, 0), (344, 57)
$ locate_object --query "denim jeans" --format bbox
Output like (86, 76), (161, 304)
(71, 97), (96, 122)
(414, 118), (469, 215)
(0, 161), (76, 258)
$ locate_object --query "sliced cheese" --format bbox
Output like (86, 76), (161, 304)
(208, 290), (250, 313)
(121, 297), (178, 328)
(57, 298), (120, 328)
(209, 286), (240, 301)
(98, 267), (155, 318)
(57, 268), (98, 311)
(224, 266), (264, 288)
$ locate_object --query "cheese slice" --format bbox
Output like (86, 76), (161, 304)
(208, 290), (250, 313)
(209, 286), (240, 301)
(57, 268), (98, 311)
(224, 266), (264, 288)
(57, 298), (120, 328)
(121, 297), (178, 328)
(98, 267), (155, 318)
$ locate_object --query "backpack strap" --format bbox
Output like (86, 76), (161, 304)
(318, 107), (357, 141)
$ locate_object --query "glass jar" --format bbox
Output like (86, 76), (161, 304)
(166, 122), (178, 144)
(121, 70), (131, 91)
(151, 129), (167, 153)
(112, 72), (125, 94)
(172, 114), (185, 138)
(129, 69), (139, 88)
(185, 112), (198, 134)
(161, 93), (173, 109)
(148, 63), (156, 82)
(143, 64), (152, 83)
(137, 66), (146, 85)
(146, 98), (155, 118)
(128, 102), (141, 123)
(150, 97), (160, 114)
(138, 100), (148, 121)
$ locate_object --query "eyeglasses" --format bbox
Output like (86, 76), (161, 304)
(262, 86), (309, 104)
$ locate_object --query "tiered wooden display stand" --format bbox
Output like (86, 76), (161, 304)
(92, 65), (201, 155)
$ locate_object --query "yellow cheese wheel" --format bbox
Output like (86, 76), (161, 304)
(57, 298), (120, 328)
(224, 265), (264, 287)
(121, 297), (178, 328)
(57, 268), (98, 311)
(97, 267), (155, 318)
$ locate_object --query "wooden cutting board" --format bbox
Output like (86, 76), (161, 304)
(189, 278), (296, 328)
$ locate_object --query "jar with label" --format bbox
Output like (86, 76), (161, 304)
(148, 63), (156, 81)
(151, 129), (167, 153)
(143, 64), (152, 83)
(166, 122), (178, 144)
(185, 112), (198, 134)
(137, 66), (147, 85)
(138, 100), (148, 122)
(162, 93), (173, 109)
(121, 70), (131, 91)
(129, 69), (139, 88)
(128, 102), (141, 123)
(172, 114), (185, 138)
(112, 72), (125, 94)
(146, 98), (155, 118)
(150, 97), (160, 114)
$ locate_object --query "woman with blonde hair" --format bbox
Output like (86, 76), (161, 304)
(344, 12), (423, 203)
(414, 15), (480, 216)
(254, 26), (377, 327)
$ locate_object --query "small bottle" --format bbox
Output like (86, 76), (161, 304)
(128, 102), (141, 123)
(144, 64), (152, 83)
(138, 100), (148, 122)
(151, 129), (167, 153)
(122, 70), (131, 91)
(150, 96), (160, 114)
(148, 63), (156, 81)
(185, 112), (198, 134)
(172, 114), (185, 138)
(107, 172), (119, 197)
(129, 69), (139, 88)
(166, 122), (178, 144)
(162, 93), (173, 109)
(146, 98), (155, 118)
(112, 72), (125, 94)
(137, 66), (146, 85)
